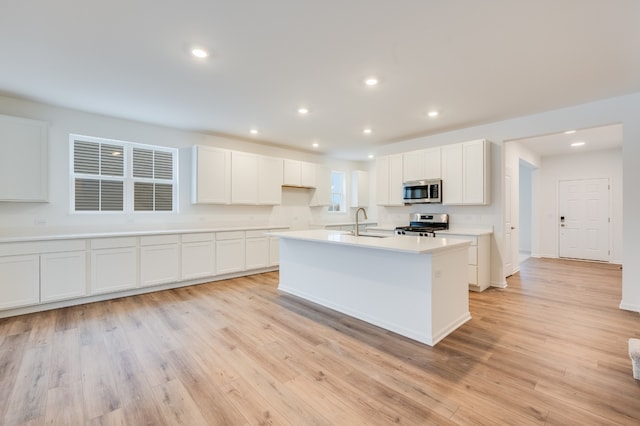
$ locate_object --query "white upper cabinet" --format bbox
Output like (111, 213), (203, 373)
(283, 160), (316, 188)
(441, 139), (490, 205)
(376, 154), (403, 206)
(351, 170), (369, 208)
(192, 145), (231, 204)
(402, 147), (441, 182)
(0, 114), (48, 202)
(232, 152), (282, 205)
(310, 166), (331, 206)
(231, 151), (259, 204)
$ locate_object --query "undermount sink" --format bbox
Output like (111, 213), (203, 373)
(347, 231), (388, 238)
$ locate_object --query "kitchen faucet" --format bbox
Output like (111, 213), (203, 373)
(355, 207), (367, 236)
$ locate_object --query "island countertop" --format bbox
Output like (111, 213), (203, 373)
(269, 229), (470, 254)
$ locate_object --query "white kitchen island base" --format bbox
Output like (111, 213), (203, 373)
(275, 231), (471, 346)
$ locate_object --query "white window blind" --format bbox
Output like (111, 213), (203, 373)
(70, 135), (177, 213)
(132, 148), (174, 211)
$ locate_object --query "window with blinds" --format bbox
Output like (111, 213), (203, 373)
(70, 135), (177, 213)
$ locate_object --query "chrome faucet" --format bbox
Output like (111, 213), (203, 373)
(355, 207), (367, 236)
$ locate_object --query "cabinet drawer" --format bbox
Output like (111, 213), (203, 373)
(245, 229), (268, 239)
(140, 234), (180, 246)
(0, 239), (86, 256)
(91, 237), (137, 250)
(181, 232), (214, 243)
(216, 231), (245, 241)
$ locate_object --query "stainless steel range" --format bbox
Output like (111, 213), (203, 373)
(395, 213), (449, 237)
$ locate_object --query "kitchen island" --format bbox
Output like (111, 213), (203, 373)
(271, 230), (471, 346)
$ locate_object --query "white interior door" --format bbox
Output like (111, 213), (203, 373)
(558, 178), (610, 261)
(504, 166), (514, 276)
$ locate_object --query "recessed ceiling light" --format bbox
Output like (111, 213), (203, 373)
(565, 130), (576, 134)
(571, 141), (585, 147)
(312, 142), (319, 148)
(427, 111), (439, 118)
(191, 48), (209, 58)
(250, 129), (258, 135)
(364, 77), (378, 86)
(363, 128), (372, 135)
(368, 154), (374, 159)
(298, 107), (309, 115)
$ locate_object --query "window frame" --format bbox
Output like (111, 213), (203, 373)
(69, 134), (178, 214)
(328, 170), (347, 214)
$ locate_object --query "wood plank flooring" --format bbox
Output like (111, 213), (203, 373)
(1, 257), (639, 425)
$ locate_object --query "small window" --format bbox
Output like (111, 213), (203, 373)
(329, 171), (346, 213)
(70, 135), (177, 213)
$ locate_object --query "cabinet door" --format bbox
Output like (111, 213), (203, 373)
(402, 150), (424, 182)
(245, 237), (269, 270)
(283, 160), (301, 186)
(375, 156), (390, 205)
(258, 156), (283, 205)
(216, 238), (245, 275)
(0, 114), (48, 202)
(0, 254), (39, 309)
(388, 154), (404, 206)
(192, 146), (231, 204)
(140, 244), (180, 287)
(231, 151), (258, 204)
(300, 162), (316, 188)
(441, 143), (463, 204)
(424, 147), (441, 179)
(463, 140), (486, 204)
(311, 166), (331, 206)
(181, 239), (215, 280)
(91, 247), (137, 294)
(41, 251), (87, 302)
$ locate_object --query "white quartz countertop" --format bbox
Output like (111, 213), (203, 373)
(436, 228), (493, 236)
(269, 229), (470, 254)
(309, 221), (378, 227)
(0, 225), (289, 244)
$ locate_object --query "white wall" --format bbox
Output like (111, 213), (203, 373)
(0, 95), (369, 234)
(519, 163), (533, 254)
(372, 92), (640, 311)
(538, 148), (623, 263)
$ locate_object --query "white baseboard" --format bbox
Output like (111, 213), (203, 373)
(619, 301), (640, 313)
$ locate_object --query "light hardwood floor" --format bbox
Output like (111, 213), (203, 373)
(1, 258), (639, 425)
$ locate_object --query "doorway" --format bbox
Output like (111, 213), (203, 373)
(558, 178), (610, 261)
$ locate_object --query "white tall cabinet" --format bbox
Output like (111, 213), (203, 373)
(310, 166), (331, 206)
(376, 154), (403, 206)
(441, 139), (490, 205)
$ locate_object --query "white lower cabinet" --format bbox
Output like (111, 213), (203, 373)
(216, 231), (246, 274)
(181, 233), (215, 280)
(139, 235), (180, 287)
(90, 237), (137, 295)
(0, 254), (40, 309)
(437, 232), (491, 291)
(245, 230), (269, 270)
(40, 250), (87, 302)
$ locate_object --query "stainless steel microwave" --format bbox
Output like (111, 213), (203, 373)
(402, 179), (442, 204)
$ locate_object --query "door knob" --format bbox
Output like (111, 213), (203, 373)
(511, 226), (516, 230)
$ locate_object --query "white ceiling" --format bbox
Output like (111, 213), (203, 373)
(510, 123), (623, 158)
(1, 1), (639, 160)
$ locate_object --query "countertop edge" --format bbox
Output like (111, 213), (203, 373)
(0, 225), (290, 243)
